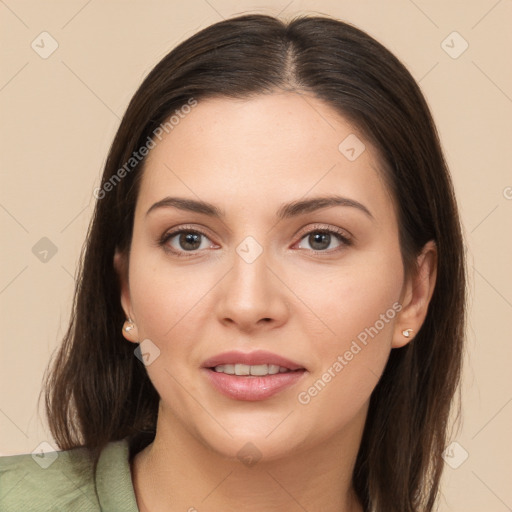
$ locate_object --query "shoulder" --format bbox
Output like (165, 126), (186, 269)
(0, 443), (98, 511)
(0, 439), (138, 512)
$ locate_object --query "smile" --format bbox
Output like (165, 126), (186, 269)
(203, 366), (307, 401)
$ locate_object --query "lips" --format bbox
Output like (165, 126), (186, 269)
(201, 350), (306, 371)
(201, 350), (307, 401)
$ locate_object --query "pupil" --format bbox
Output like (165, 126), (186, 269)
(180, 232), (201, 250)
(310, 232), (330, 250)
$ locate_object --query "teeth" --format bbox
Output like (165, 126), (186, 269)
(213, 364), (291, 376)
(268, 365), (280, 375)
(235, 363), (250, 375)
(220, 364), (235, 374)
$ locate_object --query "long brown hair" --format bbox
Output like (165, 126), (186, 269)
(43, 14), (466, 511)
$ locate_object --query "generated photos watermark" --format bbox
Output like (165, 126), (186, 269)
(93, 97), (197, 200)
(297, 301), (403, 405)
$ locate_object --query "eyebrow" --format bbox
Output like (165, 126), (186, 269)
(146, 195), (374, 220)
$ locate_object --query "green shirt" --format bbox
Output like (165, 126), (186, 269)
(0, 439), (139, 511)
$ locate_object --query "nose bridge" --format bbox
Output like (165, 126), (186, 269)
(215, 236), (289, 329)
(232, 247), (270, 304)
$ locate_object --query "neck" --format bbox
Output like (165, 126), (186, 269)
(131, 404), (367, 512)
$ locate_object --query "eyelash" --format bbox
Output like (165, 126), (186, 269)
(157, 224), (353, 258)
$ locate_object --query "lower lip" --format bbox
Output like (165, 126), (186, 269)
(202, 368), (307, 401)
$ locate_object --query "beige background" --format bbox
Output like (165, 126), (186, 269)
(1, 0), (511, 510)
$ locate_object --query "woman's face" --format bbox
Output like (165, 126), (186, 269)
(117, 92), (412, 461)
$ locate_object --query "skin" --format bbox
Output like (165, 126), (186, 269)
(114, 91), (437, 512)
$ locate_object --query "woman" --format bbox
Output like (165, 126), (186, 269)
(0, 13), (466, 512)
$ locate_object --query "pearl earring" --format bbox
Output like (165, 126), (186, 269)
(124, 318), (135, 333)
(402, 328), (414, 338)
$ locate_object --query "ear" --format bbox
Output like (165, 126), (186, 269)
(114, 249), (139, 343)
(393, 240), (437, 348)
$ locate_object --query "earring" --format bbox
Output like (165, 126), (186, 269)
(124, 318), (135, 333)
(402, 328), (414, 338)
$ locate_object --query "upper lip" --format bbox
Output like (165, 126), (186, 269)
(202, 350), (306, 371)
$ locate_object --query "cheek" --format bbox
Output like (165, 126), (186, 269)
(292, 246), (403, 423)
(293, 243), (404, 347)
(126, 247), (215, 410)
(127, 243), (215, 341)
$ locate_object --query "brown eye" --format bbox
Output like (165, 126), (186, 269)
(296, 228), (351, 252)
(307, 232), (333, 251)
(159, 228), (215, 257)
(176, 232), (203, 251)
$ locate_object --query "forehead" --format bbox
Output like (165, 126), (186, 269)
(137, 92), (394, 222)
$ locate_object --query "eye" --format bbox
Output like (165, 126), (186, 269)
(159, 227), (216, 257)
(158, 224), (352, 258)
(295, 226), (352, 253)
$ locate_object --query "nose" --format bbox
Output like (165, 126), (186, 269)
(214, 247), (290, 333)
